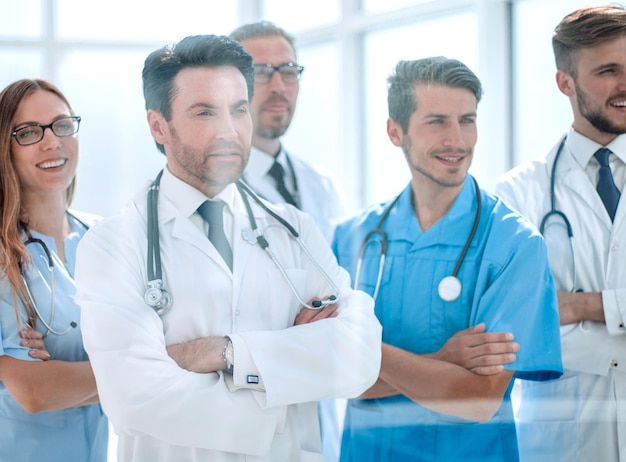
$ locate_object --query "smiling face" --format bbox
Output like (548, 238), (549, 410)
(557, 35), (626, 145)
(387, 83), (477, 194)
(148, 66), (252, 197)
(11, 90), (78, 201)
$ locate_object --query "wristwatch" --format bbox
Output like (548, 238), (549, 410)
(222, 336), (234, 373)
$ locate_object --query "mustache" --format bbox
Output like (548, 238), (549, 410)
(207, 141), (243, 152)
(261, 95), (289, 106)
(432, 148), (471, 156)
(608, 93), (626, 103)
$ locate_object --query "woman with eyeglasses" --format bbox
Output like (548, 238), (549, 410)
(0, 79), (107, 461)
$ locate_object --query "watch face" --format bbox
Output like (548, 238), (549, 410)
(223, 337), (234, 371)
(226, 343), (234, 365)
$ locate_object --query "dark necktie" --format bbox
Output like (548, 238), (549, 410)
(594, 147), (621, 222)
(197, 200), (233, 270)
(268, 161), (297, 207)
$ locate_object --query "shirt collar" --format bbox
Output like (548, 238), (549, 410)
(567, 127), (626, 167)
(386, 177), (477, 246)
(160, 167), (237, 217)
(246, 145), (289, 179)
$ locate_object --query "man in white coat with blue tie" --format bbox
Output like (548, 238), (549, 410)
(496, 5), (626, 461)
(74, 34), (382, 462)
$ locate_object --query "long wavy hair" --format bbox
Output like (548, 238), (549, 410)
(0, 79), (77, 327)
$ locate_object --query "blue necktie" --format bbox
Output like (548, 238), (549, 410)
(197, 201), (233, 270)
(594, 147), (621, 222)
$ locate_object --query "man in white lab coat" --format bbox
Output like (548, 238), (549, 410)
(74, 34), (382, 462)
(496, 5), (626, 461)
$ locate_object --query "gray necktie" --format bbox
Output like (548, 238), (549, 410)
(594, 147), (621, 222)
(197, 200), (233, 270)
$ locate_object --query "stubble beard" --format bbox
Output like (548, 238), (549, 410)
(402, 138), (468, 188)
(576, 80), (626, 135)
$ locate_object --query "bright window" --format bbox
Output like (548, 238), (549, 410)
(56, 0), (237, 40)
(263, 0), (340, 31)
(364, 11), (477, 204)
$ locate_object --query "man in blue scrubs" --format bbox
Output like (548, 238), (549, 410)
(333, 57), (563, 461)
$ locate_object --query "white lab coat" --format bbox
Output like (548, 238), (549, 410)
(243, 146), (350, 243)
(75, 171), (381, 462)
(495, 129), (626, 462)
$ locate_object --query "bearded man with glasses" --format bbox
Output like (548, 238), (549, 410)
(230, 21), (352, 462)
(229, 21), (350, 244)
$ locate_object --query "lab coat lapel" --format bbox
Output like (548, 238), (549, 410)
(557, 151), (611, 228)
(164, 202), (234, 276)
(231, 193), (256, 307)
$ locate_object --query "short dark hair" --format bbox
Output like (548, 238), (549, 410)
(387, 57), (483, 133)
(229, 21), (297, 57)
(553, 4), (626, 77)
(142, 34), (254, 153)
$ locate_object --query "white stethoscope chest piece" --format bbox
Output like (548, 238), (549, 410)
(438, 275), (462, 302)
(242, 227), (257, 244)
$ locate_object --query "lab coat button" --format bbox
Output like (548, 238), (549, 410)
(235, 310), (240, 316)
(611, 360), (619, 368)
(611, 244), (618, 252)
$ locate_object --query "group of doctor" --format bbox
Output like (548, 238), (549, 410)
(0, 3), (624, 462)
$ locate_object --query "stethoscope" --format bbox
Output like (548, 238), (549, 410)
(538, 135), (578, 292)
(144, 170), (339, 316)
(19, 213), (87, 337)
(354, 175), (482, 302)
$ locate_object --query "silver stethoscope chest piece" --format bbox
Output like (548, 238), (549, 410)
(438, 275), (462, 302)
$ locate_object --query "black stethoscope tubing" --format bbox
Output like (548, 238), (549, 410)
(539, 136), (573, 237)
(538, 135), (579, 292)
(144, 171), (338, 316)
(355, 175), (481, 302)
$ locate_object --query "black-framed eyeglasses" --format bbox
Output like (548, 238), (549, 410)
(11, 116), (81, 146)
(253, 63), (304, 85)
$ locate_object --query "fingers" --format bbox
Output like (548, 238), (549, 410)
(20, 327), (46, 351)
(20, 327), (51, 361)
(461, 344), (519, 373)
(470, 364), (507, 376)
(462, 330), (515, 349)
(28, 349), (51, 361)
(469, 338), (520, 356)
(294, 303), (338, 325)
(19, 326), (44, 341)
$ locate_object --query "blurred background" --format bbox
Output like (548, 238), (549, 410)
(0, 0), (599, 217)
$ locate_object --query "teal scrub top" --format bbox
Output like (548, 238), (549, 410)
(332, 178), (562, 462)
(0, 213), (108, 462)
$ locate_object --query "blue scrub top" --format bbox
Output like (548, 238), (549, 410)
(332, 178), (562, 462)
(0, 213), (108, 462)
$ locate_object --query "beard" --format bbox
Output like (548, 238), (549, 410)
(402, 136), (469, 188)
(254, 119), (289, 140)
(253, 95), (293, 140)
(168, 125), (247, 192)
(575, 80), (626, 135)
